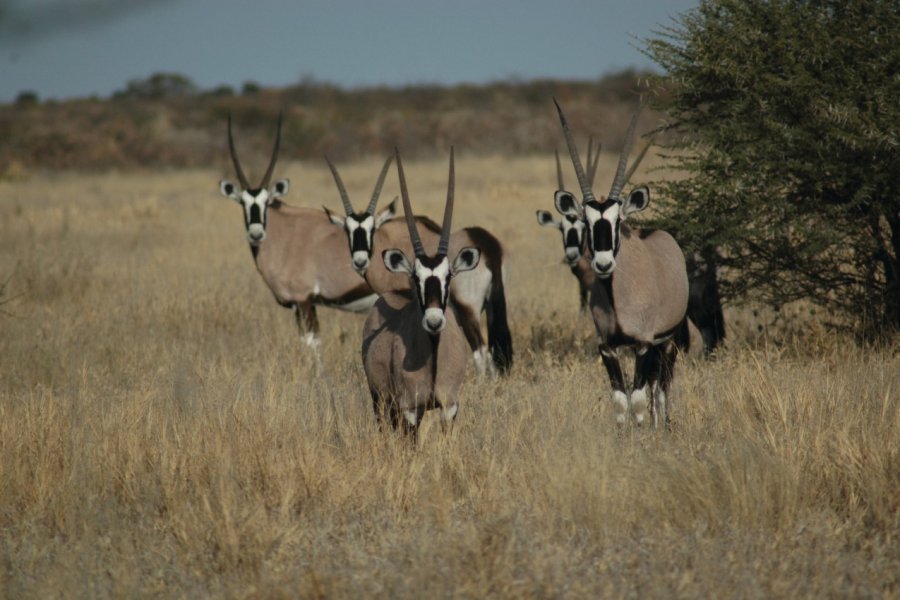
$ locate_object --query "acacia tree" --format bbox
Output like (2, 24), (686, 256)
(644, 0), (900, 335)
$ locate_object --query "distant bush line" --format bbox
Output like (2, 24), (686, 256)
(0, 70), (661, 173)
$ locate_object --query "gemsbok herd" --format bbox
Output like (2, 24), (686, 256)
(219, 100), (725, 438)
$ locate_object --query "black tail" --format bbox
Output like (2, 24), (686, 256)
(486, 268), (513, 373)
(465, 226), (513, 374)
(673, 317), (691, 354)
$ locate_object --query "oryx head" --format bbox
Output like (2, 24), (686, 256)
(536, 145), (599, 265)
(322, 155), (397, 275)
(552, 99), (652, 278)
(384, 147), (480, 336)
(219, 113), (288, 247)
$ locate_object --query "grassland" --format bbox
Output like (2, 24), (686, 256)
(0, 155), (897, 598)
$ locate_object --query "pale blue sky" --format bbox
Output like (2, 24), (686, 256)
(0, 0), (698, 103)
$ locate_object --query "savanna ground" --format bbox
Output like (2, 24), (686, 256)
(0, 154), (897, 598)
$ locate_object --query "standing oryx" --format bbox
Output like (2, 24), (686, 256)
(539, 142), (726, 356)
(553, 99), (689, 427)
(361, 148), (480, 438)
(218, 114), (378, 348)
(323, 155), (513, 375)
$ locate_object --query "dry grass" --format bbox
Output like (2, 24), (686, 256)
(0, 156), (897, 598)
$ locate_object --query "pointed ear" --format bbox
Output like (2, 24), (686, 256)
(374, 197), (397, 228)
(220, 180), (241, 201)
(452, 247), (481, 274)
(269, 178), (290, 199)
(322, 206), (345, 227)
(622, 186), (650, 217)
(383, 249), (413, 274)
(554, 191), (582, 218)
(536, 210), (559, 228)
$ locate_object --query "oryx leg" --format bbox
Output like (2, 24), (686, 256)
(657, 341), (678, 430)
(578, 284), (590, 315)
(294, 301), (321, 349)
(599, 344), (628, 424)
(371, 389), (387, 431)
(457, 304), (492, 377)
(631, 344), (659, 426)
(399, 405), (426, 443)
(438, 400), (459, 434)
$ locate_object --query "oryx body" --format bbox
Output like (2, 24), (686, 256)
(554, 100), (689, 427)
(219, 115), (377, 348)
(362, 148), (480, 438)
(324, 157), (512, 375)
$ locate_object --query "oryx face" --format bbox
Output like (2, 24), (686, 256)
(220, 179), (290, 246)
(324, 200), (396, 275)
(537, 210), (586, 266)
(384, 247), (480, 335)
(555, 186), (650, 278)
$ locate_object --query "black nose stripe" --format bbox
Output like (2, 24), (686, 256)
(593, 219), (613, 251)
(351, 227), (370, 253)
(249, 203), (262, 225)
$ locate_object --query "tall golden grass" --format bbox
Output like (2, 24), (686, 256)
(0, 155), (897, 598)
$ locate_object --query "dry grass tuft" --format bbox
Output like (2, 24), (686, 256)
(0, 156), (897, 598)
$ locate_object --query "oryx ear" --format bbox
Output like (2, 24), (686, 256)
(220, 180), (241, 201)
(536, 210), (559, 228)
(452, 247), (481, 274)
(270, 178), (290, 199)
(322, 206), (345, 227)
(383, 249), (413, 274)
(374, 197), (398, 228)
(622, 186), (650, 217)
(554, 191), (582, 218)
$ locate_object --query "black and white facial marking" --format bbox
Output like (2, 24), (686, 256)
(220, 179), (290, 246)
(555, 186), (650, 278)
(537, 209), (586, 265)
(383, 247), (480, 335)
(325, 200), (396, 274)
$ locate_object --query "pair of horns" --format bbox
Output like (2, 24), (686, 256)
(555, 135), (601, 190)
(553, 98), (651, 203)
(325, 154), (393, 217)
(396, 147), (454, 259)
(228, 112), (282, 191)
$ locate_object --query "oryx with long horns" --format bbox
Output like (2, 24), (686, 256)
(323, 155), (513, 375)
(536, 142), (604, 312)
(552, 100), (689, 427)
(361, 148), (481, 438)
(219, 114), (378, 348)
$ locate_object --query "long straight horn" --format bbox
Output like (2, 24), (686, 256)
(555, 149), (565, 190)
(395, 148), (425, 258)
(589, 138), (602, 186)
(437, 147), (455, 256)
(623, 138), (653, 186)
(553, 98), (595, 204)
(609, 112), (639, 201)
(227, 113), (250, 190)
(324, 154), (354, 215)
(260, 112), (283, 190)
(366, 154), (394, 215)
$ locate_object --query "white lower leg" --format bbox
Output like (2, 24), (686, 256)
(630, 385), (649, 425)
(302, 332), (321, 349)
(612, 390), (629, 424)
(472, 346), (494, 377)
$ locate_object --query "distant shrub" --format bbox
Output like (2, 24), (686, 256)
(15, 91), (39, 107)
(114, 72), (197, 99)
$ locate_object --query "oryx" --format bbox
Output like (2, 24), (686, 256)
(553, 99), (689, 427)
(218, 114), (377, 348)
(536, 144), (602, 312)
(323, 155), (513, 375)
(361, 148), (480, 439)
(539, 142), (725, 356)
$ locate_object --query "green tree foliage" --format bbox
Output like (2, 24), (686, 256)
(645, 0), (900, 335)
